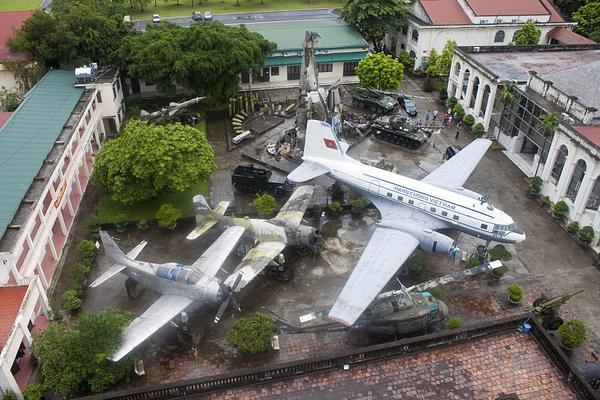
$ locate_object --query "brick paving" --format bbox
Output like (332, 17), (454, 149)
(204, 332), (576, 400)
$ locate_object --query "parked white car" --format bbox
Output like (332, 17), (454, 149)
(152, 14), (160, 23)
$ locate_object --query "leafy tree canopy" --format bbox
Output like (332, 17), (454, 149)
(573, 2), (600, 42)
(253, 193), (278, 217)
(552, 0), (588, 19)
(92, 120), (215, 204)
(117, 23), (275, 103)
(514, 21), (541, 45)
(341, 0), (408, 51)
(8, 3), (131, 69)
(356, 52), (404, 90)
(33, 309), (134, 395)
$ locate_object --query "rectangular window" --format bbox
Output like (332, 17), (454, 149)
(441, 211), (448, 217)
(453, 215), (459, 221)
(241, 72), (250, 84)
(317, 63), (333, 73)
(430, 207), (436, 213)
(287, 65), (301, 80)
(401, 26), (408, 35)
(387, 192), (392, 197)
(408, 199), (414, 205)
(343, 61), (359, 76)
(398, 196), (403, 201)
(271, 67), (279, 76)
(481, 223), (488, 229)
(96, 92), (102, 103)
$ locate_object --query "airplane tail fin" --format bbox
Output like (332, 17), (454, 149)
(90, 238), (147, 288)
(288, 120), (347, 183)
(186, 195), (230, 240)
(99, 231), (138, 269)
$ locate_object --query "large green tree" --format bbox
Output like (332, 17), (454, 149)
(552, 0), (587, 19)
(341, 0), (408, 51)
(92, 120), (216, 204)
(8, 3), (131, 69)
(514, 21), (541, 45)
(573, 2), (600, 42)
(33, 309), (133, 395)
(356, 52), (404, 90)
(117, 23), (275, 103)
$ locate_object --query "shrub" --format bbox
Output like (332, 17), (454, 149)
(421, 79), (434, 92)
(350, 197), (369, 214)
(155, 203), (183, 228)
(447, 317), (463, 329)
(137, 218), (149, 230)
(558, 319), (587, 349)
(540, 195), (551, 207)
(488, 245), (512, 262)
(78, 240), (97, 260)
(23, 383), (45, 400)
(579, 225), (595, 243)
(427, 286), (447, 301)
(505, 283), (524, 302)
(447, 96), (458, 109)
(87, 215), (102, 233)
(462, 114), (475, 127)
(408, 255), (424, 272)
(567, 221), (579, 233)
(439, 87), (448, 102)
(464, 257), (480, 269)
(396, 51), (414, 69)
(62, 289), (82, 311)
(472, 123), (485, 136)
(527, 176), (543, 195)
(491, 265), (509, 277)
(329, 201), (343, 215)
(71, 263), (91, 288)
(253, 194), (278, 218)
(2, 391), (18, 400)
(114, 213), (128, 233)
(328, 182), (344, 202)
(552, 200), (569, 220)
(452, 103), (465, 119)
(228, 312), (279, 354)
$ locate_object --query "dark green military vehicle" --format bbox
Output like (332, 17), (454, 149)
(349, 87), (398, 114)
(371, 115), (431, 149)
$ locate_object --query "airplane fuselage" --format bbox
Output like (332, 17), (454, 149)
(304, 155), (525, 245)
(227, 217), (319, 247)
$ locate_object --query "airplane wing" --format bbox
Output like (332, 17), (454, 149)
(110, 294), (195, 362)
(367, 195), (450, 231)
(422, 138), (491, 188)
(224, 241), (286, 292)
(328, 227), (419, 326)
(272, 185), (314, 226)
(191, 225), (245, 278)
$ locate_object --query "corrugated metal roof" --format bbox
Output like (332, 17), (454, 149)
(265, 51), (368, 67)
(0, 70), (84, 239)
(245, 20), (368, 51)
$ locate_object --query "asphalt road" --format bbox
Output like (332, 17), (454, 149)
(133, 8), (340, 31)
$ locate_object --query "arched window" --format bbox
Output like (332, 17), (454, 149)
(566, 159), (586, 202)
(461, 69), (470, 97)
(469, 76), (480, 109)
(409, 50), (416, 58)
(411, 30), (419, 42)
(586, 177), (600, 210)
(479, 85), (491, 117)
(494, 31), (505, 43)
(512, 31), (520, 43)
(454, 62), (461, 76)
(550, 145), (568, 184)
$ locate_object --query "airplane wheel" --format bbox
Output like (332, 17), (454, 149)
(125, 278), (144, 299)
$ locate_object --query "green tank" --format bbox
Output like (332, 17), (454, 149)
(349, 87), (398, 113)
(371, 115), (431, 149)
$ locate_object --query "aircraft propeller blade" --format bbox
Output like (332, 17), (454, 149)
(213, 273), (244, 323)
(213, 297), (230, 324)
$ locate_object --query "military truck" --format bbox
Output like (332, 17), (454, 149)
(370, 115), (431, 149)
(348, 87), (398, 114)
(231, 165), (295, 197)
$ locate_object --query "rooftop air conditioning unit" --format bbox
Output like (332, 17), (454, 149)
(560, 112), (570, 122)
(473, 46), (480, 52)
(568, 117), (575, 125)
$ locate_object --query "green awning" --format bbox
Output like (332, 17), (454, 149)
(265, 51), (368, 67)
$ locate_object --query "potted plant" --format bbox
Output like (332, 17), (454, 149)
(490, 264), (509, 279)
(472, 123), (485, 137)
(552, 200), (569, 221)
(557, 319), (586, 351)
(539, 195), (551, 209)
(527, 176), (542, 198)
(566, 221), (579, 234)
(505, 283), (524, 305)
(578, 225), (595, 245)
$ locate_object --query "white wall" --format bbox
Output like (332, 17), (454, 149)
(0, 68), (18, 91)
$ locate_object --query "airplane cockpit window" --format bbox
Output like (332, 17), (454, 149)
(156, 264), (201, 284)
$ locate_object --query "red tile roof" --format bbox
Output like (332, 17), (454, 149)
(0, 11), (33, 62)
(0, 112), (12, 129)
(540, 0), (566, 23)
(548, 27), (596, 44)
(0, 286), (28, 350)
(464, 0), (562, 19)
(420, 0), (471, 25)
(572, 125), (600, 148)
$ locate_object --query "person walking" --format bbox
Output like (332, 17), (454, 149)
(455, 130), (460, 139)
(425, 110), (431, 121)
(443, 113), (449, 127)
(433, 110), (438, 121)
(418, 119), (424, 128)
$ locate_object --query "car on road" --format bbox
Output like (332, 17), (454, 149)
(192, 11), (203, 21)
(204, 10), (213, 21)
(152, 14), (160, 23)
(444, 145), (462, 160)
(398, 96), (418, 116)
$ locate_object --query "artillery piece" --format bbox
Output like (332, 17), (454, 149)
(525, 289), (583, 330)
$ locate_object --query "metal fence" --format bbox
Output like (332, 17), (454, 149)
(77, 314), (599, 400)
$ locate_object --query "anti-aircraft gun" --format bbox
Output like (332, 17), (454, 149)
(524, 289), (583, 330)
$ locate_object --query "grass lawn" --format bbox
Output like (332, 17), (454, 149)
(0, 0), (39, 11)
(131, 0), (342, 19)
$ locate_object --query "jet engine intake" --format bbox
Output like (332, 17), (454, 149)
(418, 231), (453, 254)
(286, 225), (320, 246)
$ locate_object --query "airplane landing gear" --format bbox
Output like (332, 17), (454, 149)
(125, 278), (144, 299)
(266, 263), (294, 281)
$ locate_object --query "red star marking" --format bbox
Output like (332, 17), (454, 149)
(324, 138), (338, 150)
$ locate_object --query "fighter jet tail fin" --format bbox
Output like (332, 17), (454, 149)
(187, 196), (230, 240)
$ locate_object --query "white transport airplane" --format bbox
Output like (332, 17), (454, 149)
(288, 120), (526, 327)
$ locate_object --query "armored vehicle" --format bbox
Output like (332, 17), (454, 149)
(349, 87), (398, 114)
(231, 165), (295, 197)
(371, 115), (431, 149)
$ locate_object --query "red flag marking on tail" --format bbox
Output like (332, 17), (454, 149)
(324, 138), (337, 150)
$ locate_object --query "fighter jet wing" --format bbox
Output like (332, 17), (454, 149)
(272, 185), (314, 226)
(191, 225), (245, 278)
(224, 241), (286, 292)
(110, 294), (195, 362)
(328, 227), (419, 326)
(422, 138), (491, 189)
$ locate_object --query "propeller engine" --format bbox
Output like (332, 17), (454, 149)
(214, 274), (243, 324)
(286, 224), (321, 246)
